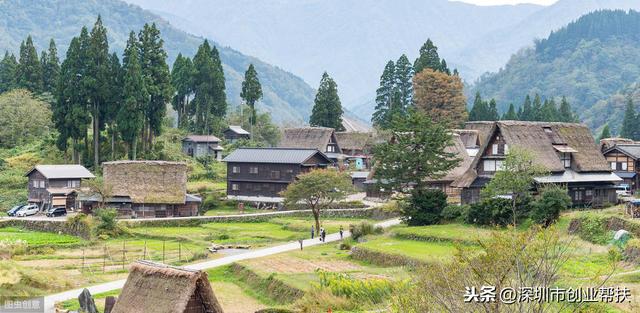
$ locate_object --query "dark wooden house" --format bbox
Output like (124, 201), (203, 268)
(182, 135), (223, 160)
(279, 127), (342, 163)
(602, 143), (640, 191)
(223, 148), (332, 201)
(223, 125), (250, 142)
(25, 165), (95, 211)
(335, 132), (376, 170)
(79, 161), (201, 218)
(454, 121), (621, 207)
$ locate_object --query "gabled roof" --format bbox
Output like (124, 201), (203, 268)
(335, 132), (375, 152)
(223, 148), (332, 164)
(25, 165), (95, 179)
(182, 135), (221, 143)
(225, 125), (250, 135)
(452, 129), (480, 148)
(279, 127), (339, 152)
(463, 121), (495, 147)
(436, 133), (474, 182)
(102, 161), (188, 204)
(111, 261), (224, 313)
(604, 144), (640, 160)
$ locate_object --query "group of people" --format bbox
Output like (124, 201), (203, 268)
(311, 225), (344, 242)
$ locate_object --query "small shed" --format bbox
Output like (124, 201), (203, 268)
(223, 125), (250, 142)
(182, 135), (223, 160)
(111, 260), (224, 313)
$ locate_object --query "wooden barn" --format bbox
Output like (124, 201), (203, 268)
(223, 125), (250, 142)
(111, 261), (224, 313)
(182, 135), (223, 160)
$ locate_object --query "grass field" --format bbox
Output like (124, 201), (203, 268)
(391, 223), (494, 243)
(357, 236), (460, 262)
(0, 227), (84, 247)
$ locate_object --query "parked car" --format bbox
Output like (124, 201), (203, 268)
(7, 204), (25, 216)
(15, 204), (39, 217)
(46, 207), (67, 217)
(616, 184), (632, 197)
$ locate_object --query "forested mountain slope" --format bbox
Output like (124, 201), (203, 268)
(0, 0), (315, 123)
(470, 9), (640, 131)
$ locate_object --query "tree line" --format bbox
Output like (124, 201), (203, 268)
(469, 92), (578, 123)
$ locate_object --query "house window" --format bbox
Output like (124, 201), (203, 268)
(622, 162), (628, 171)
(574, 190), (583, 201)
(249, 167), (259, 174)
(585, 189), (593, 197)
(492, 144), (498, 155)
(559, 153), (571, 168)
(67, 180), (80, 188)
(327, 145), (336, 153)
(271, 171), (281, 179)
(232, 166), (241, 174)
(32, 180), (39, 188)
(39, 180), (45, 188)
(231, 184), (239, 191)
(611, 162), (617, 170)
(484, 160), (496, 172)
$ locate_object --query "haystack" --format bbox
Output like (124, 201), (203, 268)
(111, 261), (224, 313)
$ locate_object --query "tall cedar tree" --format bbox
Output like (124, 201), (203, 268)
(78, 27), (92, 164)
(192, 40), (227, 134)
(171, 53), (194, 129)
(621, 98), (638, 140)
(372, 60), (397, 129)
(414, 39), (447, 74)
(106, 52), (122, 160)
(468, 92), (487, 121)
(539, 99), (559, 122)
(42, 39), (60, 93)
(395, 54), (413, 111)
(488, 99), (499, 121)
(17, 36), (42, 93)
(531, 94), (543, 121)
(558, 96), (576, 122)
(310, 72), (344, 131)
(138, 23), (173, 151)
(86, 16), (111, 169)
(372, 109), (460, 192)
(0, 52), (18, 93)
(55, 37), (91, 163)
(413, 68), (467, 127)
(502, 103), (518, 120)
(519, 95), (533, 121)
(598, 124), (612, 142)
(119, 32), (146, 159)
(240, 63), (263, 128)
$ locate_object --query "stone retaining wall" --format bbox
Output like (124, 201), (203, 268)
(230, 263), (304, 304)
(350, 246), (426, 268)
(1, 219), (92, 239)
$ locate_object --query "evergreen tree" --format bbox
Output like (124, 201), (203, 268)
(468, 92), (487, 121)
(621, 98), (638, 140)
(192, 40), (217, 134)
(598, 124), (611, 142)
(519, 95), (533, 121)
(502, 103), (518, 120)
(240, 63), (263, 127)
(118, 32), (146, 159)
(54, 37), (91, 163)
(310, 72), (344, 131)
(558, 96), (576, 122)
(17, 35), (43, 93)
(488, 99), (499, 121)
(440, 59), (451, 75)
(0, 52), (18, 93)
(413, 68), (467, 126)
(539, 99), (559, 122)
(171, 54), (194, 129)
(105, 52), (122, 160)
(78, 27), (91, 164)
(531, 94), (543, 121)
(87, 16), (111, 169)
(372, 60), (397, 129)
(414, 39), (443, 74)
(395, 54), (413, 111)
(138, 23), (173, 151)
(210, 45), (227, 120)
(42, 39), (60, 93)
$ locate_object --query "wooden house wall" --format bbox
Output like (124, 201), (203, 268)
(604, 152), (636, 172)
(27, 170), (48, 203)
(224, 130), (249, 141)
(227, 162), (302, 198)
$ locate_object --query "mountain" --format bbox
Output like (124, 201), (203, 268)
(470, 9), (640, 132)
(124, 0), (640, 123)
(0, 0), (316, 124)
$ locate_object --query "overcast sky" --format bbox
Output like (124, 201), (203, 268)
(454, 0), (558, 5)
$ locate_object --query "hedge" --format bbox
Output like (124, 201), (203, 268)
(350, 246), (426, 268)
(230, 263), (304, 304)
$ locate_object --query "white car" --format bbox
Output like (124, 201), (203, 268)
(15, 204), (39, 217)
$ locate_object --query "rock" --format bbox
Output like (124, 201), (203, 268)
(104, 296), (117, 313)
(78, 288), (98, 313)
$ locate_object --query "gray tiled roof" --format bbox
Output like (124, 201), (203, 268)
(227, 125), (250, 135)
(26, 165), (95, 179)
(183, 135), (221, 142)
(223, 148), (330, 164)
(616, 144), (640, 159)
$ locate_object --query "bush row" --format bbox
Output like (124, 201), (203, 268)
(2, 218), (92, 240)
(568, 215), (640, 245)
(350, 246), (426, 268)
(230, 263), (304, 304)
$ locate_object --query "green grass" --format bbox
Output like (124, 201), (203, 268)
(560, 253), (617, 279)
(357, 237), (460, 262)
(203, 207), (260, 216)
(0, 227), (83, 247)
(59, 289), (120, 312)
(207, 265), (282, 306)
(391, 223), (494, 243)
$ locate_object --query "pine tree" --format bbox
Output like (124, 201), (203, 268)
(105, 52), (122, 160)
(0, 52), (18, 93)
(310, 72), (344, 131)
(118, 32), (146, 159)
(621, 98), (638, 140)
(138, 23), (173, 151)
(240, 63), (263, 127)
(414, 39), (443, 74)
(502, 103), (518, 120)
(17, 35), (43, 93)
(598, 124), (611, 142)
(468, 92), (487, 121)
(372, 60), (397, 129)
(87, 16), (111, 169)
(539, 98), (559, 122)
(440, 59), (451, 75)
(42, 39), (60, 93)
(171, 54), (194, 129)
(488, 99), (499, 121)
(519, 95), (533, 121)
(210, 45), (227, 121)
(531, 94), (543, 121)
(395, 55), (413, 111)
(558, 96), (576, 122)
(78, 27), (91, 164)
(192, 40), (217, 134)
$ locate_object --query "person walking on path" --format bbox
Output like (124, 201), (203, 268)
(321, 228), (327, 242)
(339, 226), (344, 239)
(311, 225), (315, 239)
(298, 239), (303, 250)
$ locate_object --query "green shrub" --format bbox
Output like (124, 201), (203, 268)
(531, 185), (571, 227)
(65, 213), (93, 239)
(350, 222), (383, 241)
(403, 189), (447, 226)
(316, 270), (399, 304)
(94, 208), (125, 237)
(575, 215), (610, 245)
(440, 204), (467, 221)
(0, 239), (28, 256)
(338, 238), (355, 250)
(465, 197), (530, 226)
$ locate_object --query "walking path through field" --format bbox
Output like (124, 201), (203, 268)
(43, 217), (401, 312)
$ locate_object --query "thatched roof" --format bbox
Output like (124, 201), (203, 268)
(279, 127), (339, 152)
(438, 134), (474, 182)
(600, 137), (635, 151)
(111, 261), (224, 313)
(103, 161), (188, 204)
(452, 129), (480, 148)
(453, 121), (610, 188)
(463, 122), (495, 147)
(335, 132), (375, 152)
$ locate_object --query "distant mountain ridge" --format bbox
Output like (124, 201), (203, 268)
(0, 0), (316, 124)
(470, 9), (640, 132)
